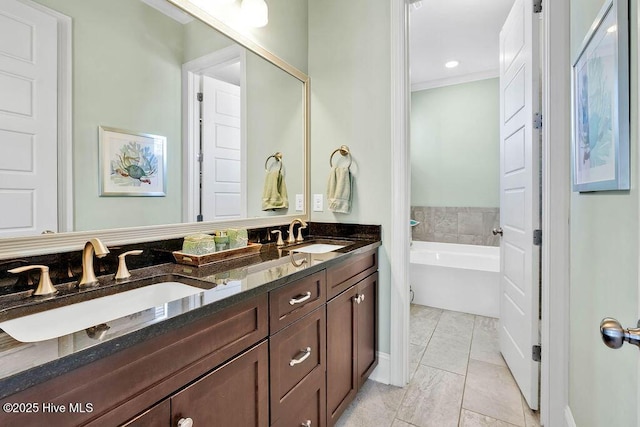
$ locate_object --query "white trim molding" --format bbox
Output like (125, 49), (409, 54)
(541, 0), (571, 426)
(389, 0), (411, 387)
(368, 352), (391, 385)
(411, 69), (499, 92)
(564, 406), (577, 427)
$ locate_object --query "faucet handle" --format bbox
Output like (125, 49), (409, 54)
(271, 230), (285, 246)
(8, 265), (57, 296)
(296, 225), (307, 242)
(115, 250), (143, 280)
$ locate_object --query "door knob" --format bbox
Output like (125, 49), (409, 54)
(600, 317), (640, 349)
(492, 227), (503, 236)
(177, 418), (193, 427)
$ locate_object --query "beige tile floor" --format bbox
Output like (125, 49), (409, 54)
(335, 305), (541, 427)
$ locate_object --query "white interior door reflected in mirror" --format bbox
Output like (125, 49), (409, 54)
(201, 72), (245, 221)
(0, 0), (59, 238)
(183, 45), (247, 222)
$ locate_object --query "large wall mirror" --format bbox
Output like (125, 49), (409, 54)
(0, 0), (309, 258)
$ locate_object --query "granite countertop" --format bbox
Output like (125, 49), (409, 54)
(0, 236), (380, 399)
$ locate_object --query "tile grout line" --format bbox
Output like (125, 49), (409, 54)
(457, 314), (477, 426)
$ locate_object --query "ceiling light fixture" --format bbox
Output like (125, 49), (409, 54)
(241, 0), (268, 28)
(445, 60), (459, 68)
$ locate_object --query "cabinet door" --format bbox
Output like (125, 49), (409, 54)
(171, 341), (269, 427)
(326, 286), (357, 427)
(356, 272), (378, 388)
(121, 400), (170, 426)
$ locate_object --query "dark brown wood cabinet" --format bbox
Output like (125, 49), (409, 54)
(0, 247), (378, 427)
(326, 271), (379, 427)
(122, 400), (170, 427)
(171, 341), (269, 427)
(122, 342), (269, 427)
(326, 285), (358, 426)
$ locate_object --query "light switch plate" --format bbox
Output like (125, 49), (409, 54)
(295, 194), (304, 211)
(313, 194), (323, 212)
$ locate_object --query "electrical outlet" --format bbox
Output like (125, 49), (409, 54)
(313, 194), (323, 212)
(295, 194), (304, 211)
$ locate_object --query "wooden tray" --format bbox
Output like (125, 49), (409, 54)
(173, 243), (262, 267)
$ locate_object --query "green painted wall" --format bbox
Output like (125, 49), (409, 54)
(35, 0), (184, 232)
(309, 0), (392, 354)
(569, 1), (638, 426)
(411, 79), (500, 208)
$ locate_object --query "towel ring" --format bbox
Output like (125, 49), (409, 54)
(329, 145), (352, 168)
(265, 152), (283, 172)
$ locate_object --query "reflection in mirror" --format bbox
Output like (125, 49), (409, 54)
(0, 0), (305, 239)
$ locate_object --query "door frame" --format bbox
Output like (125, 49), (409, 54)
(14, 0), (73, 232)
(389, 0), (571, 425)
(181, 45), (247, 222)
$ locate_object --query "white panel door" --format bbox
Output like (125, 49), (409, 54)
(0, 0), (57, 237)
(201, 76), (243, 220)
(498, 0), (540, 410)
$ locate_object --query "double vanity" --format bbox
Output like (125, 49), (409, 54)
(0, 223), (380, 427)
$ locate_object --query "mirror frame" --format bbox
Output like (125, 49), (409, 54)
(0, 0), (310, 260)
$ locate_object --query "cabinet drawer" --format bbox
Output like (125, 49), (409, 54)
(270, 270), (326, 333)
(271, 368), (325, 427)
(327, 250), (377, 300)
(270, 306), (326, 424)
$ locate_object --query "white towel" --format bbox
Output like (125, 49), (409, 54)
(327, 166), (351, 213)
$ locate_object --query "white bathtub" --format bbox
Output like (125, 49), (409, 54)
(410, 241), (500, 318)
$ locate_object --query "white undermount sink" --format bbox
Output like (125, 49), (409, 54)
(0, 282), (203, 343)
(291, 243), (346, 254)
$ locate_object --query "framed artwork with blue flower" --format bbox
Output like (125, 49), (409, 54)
(99, 126), (167, 196)
(572, 0), (629, 192)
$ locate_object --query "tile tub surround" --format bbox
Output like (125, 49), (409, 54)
(411, 206), (500, 247)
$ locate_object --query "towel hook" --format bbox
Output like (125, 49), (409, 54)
(265, 152), (283, 172)
(329, 145), (352, 168)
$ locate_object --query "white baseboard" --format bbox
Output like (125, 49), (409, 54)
(564, 406), (576, 427)
(368, 352), (391, 384)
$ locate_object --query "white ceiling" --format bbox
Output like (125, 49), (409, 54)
(409, 0), (515, 90)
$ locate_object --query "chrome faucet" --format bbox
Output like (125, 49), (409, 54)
(79, 238), (110, 286)
(287, 218), (308, 244)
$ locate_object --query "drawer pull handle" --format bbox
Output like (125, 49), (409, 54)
(289, 291), (312, 305)
(177, 417), (193, 427)
(301, 421), (312, 427)
(290, 347), (312, 366)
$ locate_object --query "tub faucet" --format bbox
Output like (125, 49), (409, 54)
(79, 238), (110, 287)
(287, 218), (308, 244)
